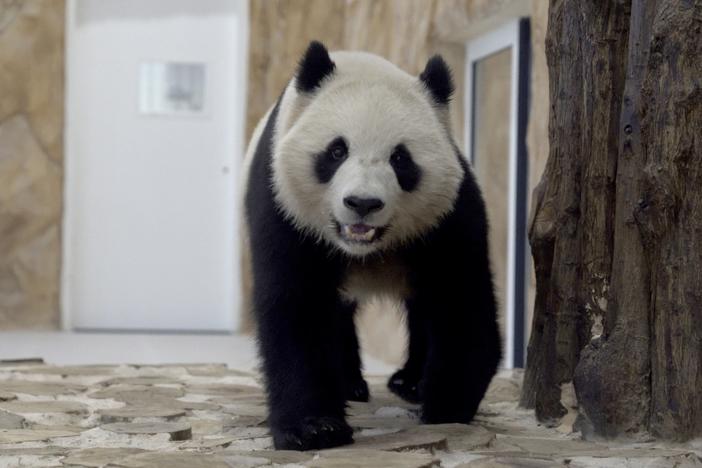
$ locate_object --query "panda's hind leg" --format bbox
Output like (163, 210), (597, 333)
(338, 300), (369, 402)
(388, 298), (427, 403)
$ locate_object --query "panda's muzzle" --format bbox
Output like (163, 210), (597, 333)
(335, 221), (386, 244)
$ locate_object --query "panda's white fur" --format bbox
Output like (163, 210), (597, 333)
(244, 51), (464, 259)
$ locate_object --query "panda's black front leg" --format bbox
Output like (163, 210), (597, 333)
(254, 261), (353, 450)
(404, 178), (502, 424)
(256, 290), (353, 450)
(411, 260), (501, 424)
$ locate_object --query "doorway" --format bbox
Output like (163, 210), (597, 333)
(465, 18), (531, 368)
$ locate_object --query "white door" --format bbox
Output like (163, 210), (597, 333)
(63, 0), (247, 331)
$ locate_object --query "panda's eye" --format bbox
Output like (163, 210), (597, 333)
(327, 139), (348, 161)
(389, 144), (421, 192)
(315, 137), (348, 184)
(390, 145), (409, 164)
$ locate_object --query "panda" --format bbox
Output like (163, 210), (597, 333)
(244, 41), (501, 451)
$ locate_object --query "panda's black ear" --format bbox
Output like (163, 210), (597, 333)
(419, 55), (454, 105)
(295, 41), (336, 93)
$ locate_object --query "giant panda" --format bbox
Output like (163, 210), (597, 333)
(244, 41), (501, 451)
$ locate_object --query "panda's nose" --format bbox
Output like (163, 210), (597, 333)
(344, 196), (385, 217)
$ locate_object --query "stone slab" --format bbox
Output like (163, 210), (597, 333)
(210, 395), (267, 405)
(220, 404), (267, 418)
(0, 391), (16, 401)
(0, 410), (24, 429)
(190, 419), (223, 436)
(0, 381), (86, 395)
(223, 450), (314, 465)
(169, 399), (221, 411)
(494, 436), (609, 457)
(567, 453), (702, 468)
(98, 407), (186, 423)
(0, 401), (88, 414)
(220, 454), (271, 467)
(353, 429), (448, 452)
(130, 363), (226, 370)
(14, 365), (117, 376)
(347, 395), (420, 416)
(29, 424), (86, 434)
(597, 448), (696, 459)
(99, 376), (181, 386)
(179, 436), (237, 449)
(409, 424), (496, 451)
(0, 429), (79, 444)
(0, 446), (69, 456)
(111, 452), (231, 468)
(60, 447), (147, 467)
(348, 415), (419, 430)
(101, 422), (192, 441)
(225, 426), (270, 440)
(184, 384), (261, 397)
(221, 415), (268, 428)
(115, 398), (221, 412)
(459, 457), (564, 467)
(309, 448), (438, 468)
(88, 386), (184, 402)
(186, 367), (254, 378)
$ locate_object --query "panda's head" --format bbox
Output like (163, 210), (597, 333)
(272, 41), (464, 257)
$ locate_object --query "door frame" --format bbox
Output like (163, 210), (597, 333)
(61, 0), (250, 331)
(464, 18), (530, 368)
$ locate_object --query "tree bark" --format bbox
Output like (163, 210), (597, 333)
(522, 0), (702, 440)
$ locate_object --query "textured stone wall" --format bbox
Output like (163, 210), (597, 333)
(246, 0), (466, 144)
(244, 0), (550, 365)
(0, 0), (65, 329)
(246, 0), (346, 142)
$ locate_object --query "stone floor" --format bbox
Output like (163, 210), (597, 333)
(0, 360), (700, 467)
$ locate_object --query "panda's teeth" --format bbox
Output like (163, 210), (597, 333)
(361, 228), (376, 241)
(341, 224), (377, 242)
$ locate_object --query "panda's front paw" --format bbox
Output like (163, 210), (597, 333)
(346, 376), (370, 402)
(387, 368), (423, 403)
(420, 394), (477, 425)
(421, 405), (472, 425)
(272, 416), (353, 451)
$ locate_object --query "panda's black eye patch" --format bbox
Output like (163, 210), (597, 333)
(390, 144), (421, 192)
(315, 137), (348, 184)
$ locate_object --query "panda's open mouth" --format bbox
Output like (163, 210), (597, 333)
(335, 222), (386, 244)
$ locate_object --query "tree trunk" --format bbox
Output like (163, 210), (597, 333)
(521, 0), (702, 441)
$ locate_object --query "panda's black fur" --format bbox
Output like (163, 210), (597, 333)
(245, 42), (501, 451)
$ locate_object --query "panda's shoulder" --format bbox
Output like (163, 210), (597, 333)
(242, 105), (275, 187)
(448, 155), (489, 235)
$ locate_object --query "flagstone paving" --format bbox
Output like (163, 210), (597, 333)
(0, 361), (700, 467)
